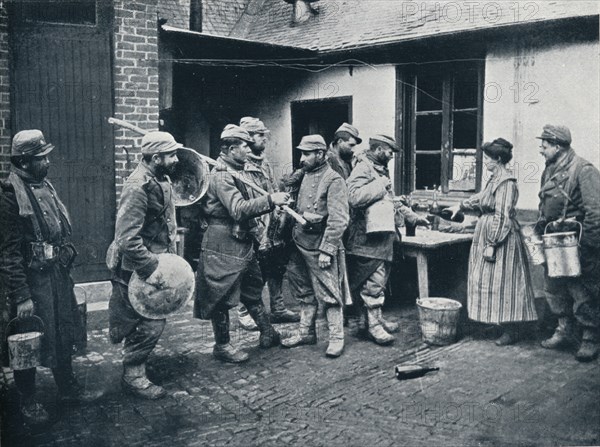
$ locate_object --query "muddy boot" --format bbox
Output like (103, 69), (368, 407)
(367, 307), (394, 345)
(376, 307), (399, 333)
(541, 317), (573, 349)
(238, 305), (258, 331)
(269, 279), (300, 324)
(325, 306), (345, 358)
(575, 329), (600, 362)
(53, 360), (102, 403)
(281, 304), (318, 348)
(245, 302), (282, 348)
(212, 311), (249, 363)
(20, 395), (49, 425)
(122, 363), (166, 400)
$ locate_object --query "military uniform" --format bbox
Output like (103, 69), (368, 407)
(0, 130), (86, 423)
(283, 135), (349, 357)
(346, 136), (421, 344)
(107, 131), (181, 398)
(534, 125), (600, 361)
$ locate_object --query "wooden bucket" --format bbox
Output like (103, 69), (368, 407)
(365, 198), (396, 234)
(6, 316), (44, 370)
(416, 298), (462, 346)
(543, 223), (581, 278)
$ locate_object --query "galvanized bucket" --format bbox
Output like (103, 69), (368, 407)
(416, 298), (462, 346)
(365, 198), (396, 234)
(520, 226), (545, 266)
(6, 316), (45, 370)
(543, 222), (582, 278)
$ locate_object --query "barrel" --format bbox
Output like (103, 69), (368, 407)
(365, 198), (396, 234)
(6, 317), (44, 370)
(416, 298), (462, 346)
(543, 226), (581, 278)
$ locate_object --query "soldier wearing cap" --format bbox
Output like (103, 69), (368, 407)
(236, 117), (300, 330)
(0, 130), (96, 425)
(281, 135), (350, 357)
(534, 124), (600, 362)
(194, 124), (291, 363)
(106, 131), (181, 399)
(328, 122), (362, 180)
(346, 135), (428, 345)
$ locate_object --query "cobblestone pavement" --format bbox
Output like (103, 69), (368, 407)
(1, 302), (599, 447)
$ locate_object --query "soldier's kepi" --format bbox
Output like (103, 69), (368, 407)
(106, 131), (184, 400)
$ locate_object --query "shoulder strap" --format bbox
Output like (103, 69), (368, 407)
(555, 158), (589, 219)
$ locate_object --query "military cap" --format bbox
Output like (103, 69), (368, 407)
(296, 134), (327, 151)
(239, 117), (269, 134)
(141, 131), (183, 155)
(370, 134), (399, 152)
(536, 124), (572, 145)
(334, 122), (362, 144)
(221, 124), (254, 143)
(12, 129), (55, 157)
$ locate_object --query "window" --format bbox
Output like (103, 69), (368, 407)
(404, 62), (483, 194)
(13, 1), (97, 26)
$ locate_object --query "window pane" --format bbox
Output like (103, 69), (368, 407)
(453, 111), (477, 149)
(454, 67), (479, 110)
(449, 154), (477, 191)
(417, 73), (443, 112)
(416, 114), (442, 151)
(416, 154), (441, 190)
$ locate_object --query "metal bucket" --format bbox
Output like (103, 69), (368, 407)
(6, 316), (44, 370)
(416, 298), (462, 346)
(520, 226), (545, 265)
(543, 223), (581, 278)
(365, 198), (396, 234)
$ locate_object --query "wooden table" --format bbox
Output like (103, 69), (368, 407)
(399, 228), (473, 299)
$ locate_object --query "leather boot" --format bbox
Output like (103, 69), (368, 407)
(575, 329), (600, 362)
(20, 395), (49, 425)
(541, 317), (573, 349)
(212, 311), (249, 363)
(281, 304), (318, 348)
(245, 302), (281, 348)
(53, 360), (102, 403)
(325, 306), (345, 358)
(367, 307), (394, 345)
(356, 304), (368, 339)
(375, 307), (399, 333)
(495, 324), (519, 346)
(269, 279), (300, 323)
(122, 363), (166, 400)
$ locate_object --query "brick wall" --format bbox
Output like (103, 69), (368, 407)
(0, 3), (10, 177)
(113, 0), (160, 199)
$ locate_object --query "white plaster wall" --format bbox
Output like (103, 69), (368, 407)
(253, 65), (397, 182)
(484, 39), (599, 210)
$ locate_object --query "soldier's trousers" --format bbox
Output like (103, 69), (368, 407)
(358, 261), (391, 309)
(287, 244), (341, 307)
(109, 279), (166, 366)
(545, 277), (600, 329)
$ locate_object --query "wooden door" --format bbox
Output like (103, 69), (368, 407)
(10, 1), (115, 282)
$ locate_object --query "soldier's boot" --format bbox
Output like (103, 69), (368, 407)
(269, 280), (300, 324)
(246, 302), (282, 348)
(325, 306), (345, 358)
(575, 329), (600, 362)
(375, 307), (399, 333)
(238, 304), (258, 331)
(356, 305), (369, 339)
(366, 307), (395, 345)
(211, 311), (249, 363)
(20, 395), (49, 425)
(281, 304), (318, 348)
(53, 364), (103, 404)
(122, 363), (166, 400)
(541, 317), (573, 349)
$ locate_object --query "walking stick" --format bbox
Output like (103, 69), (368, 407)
(108, 117), (307, 226)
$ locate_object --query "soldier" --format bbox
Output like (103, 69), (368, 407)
(0, 130), (97, 425)
(107, 131), (181, 399)
(346, 135), (429, 345)
(236, 117), (299, 330)
(534, 124), (600, 362)
(194, 125), (291, 363)
(282, 135), (350, 357)
(327, 122), (361, 180)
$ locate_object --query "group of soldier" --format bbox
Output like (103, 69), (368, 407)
(1, 118), (598, 425)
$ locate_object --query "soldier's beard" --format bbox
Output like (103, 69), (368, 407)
(156, 162), (177, 177)
(27, 160), (49, 180)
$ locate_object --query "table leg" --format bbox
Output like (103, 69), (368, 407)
(416, 251), (429, 298)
